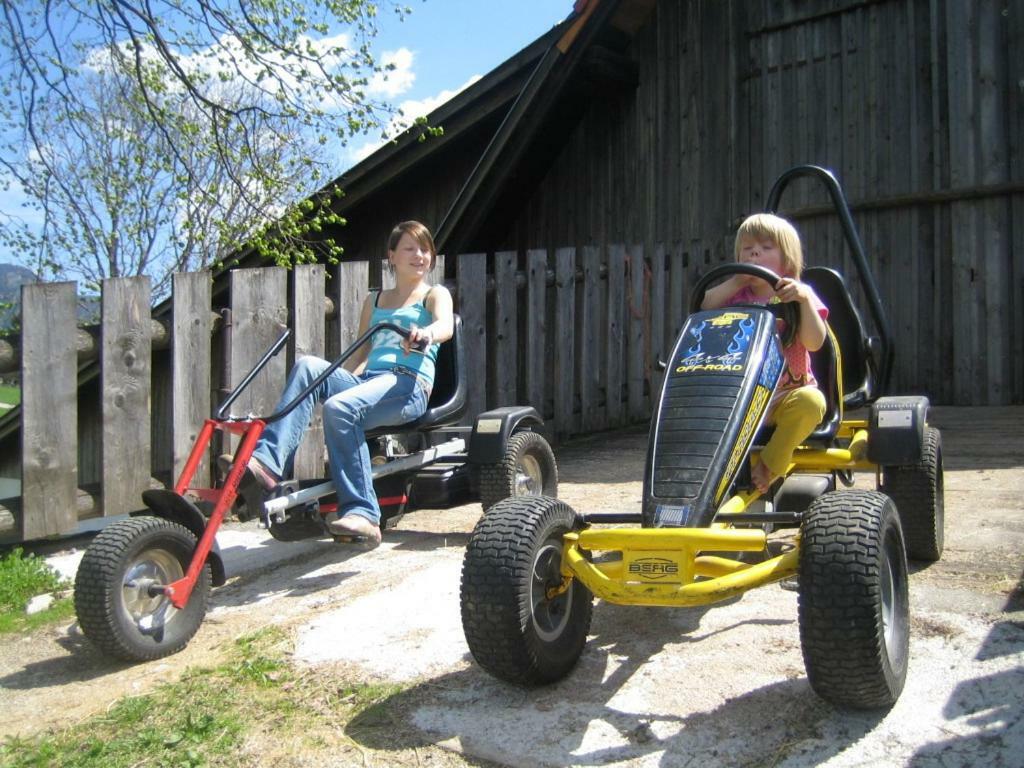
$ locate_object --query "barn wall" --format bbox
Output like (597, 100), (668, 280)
(505, 0), (1022, 404)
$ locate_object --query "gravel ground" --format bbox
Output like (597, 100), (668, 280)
(2, 406), (1022, 767)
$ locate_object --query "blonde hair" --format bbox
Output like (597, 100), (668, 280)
(388, 220), (436, 270)
(734, 213), (804, 277)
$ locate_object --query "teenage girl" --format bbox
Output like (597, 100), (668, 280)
(236, 220), (453, 547)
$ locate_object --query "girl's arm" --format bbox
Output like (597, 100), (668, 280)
(775, 278), (827, 352)
(700, 275), (749, 310)
(404, 284), (454, 352)
(343, 294), (375, 374)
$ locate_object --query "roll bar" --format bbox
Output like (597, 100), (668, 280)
(765, 165), (894, 395)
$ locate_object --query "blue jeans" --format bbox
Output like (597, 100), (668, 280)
(252, 357), (429, 525)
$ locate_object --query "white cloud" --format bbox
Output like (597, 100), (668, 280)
(346, 74), (482, 166)
(367, 48), (416, 97)
(83, 30), (359, 103)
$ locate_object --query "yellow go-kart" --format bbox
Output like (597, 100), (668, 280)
(459, 166), (943, 710)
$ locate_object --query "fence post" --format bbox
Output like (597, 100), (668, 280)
(525, 249), (548, 419)
(101, 276), (152, 519)
(455, 253), (487, 422)
(292, 264), (326, 480)
(628, 243), (647, 421)
(554, 248), (577, 439)
(227, 268), (288, 452)
(333, 260), (369, 354)
(649, 244), (667, 399)
(493, 251), (518, 407)
(20, 282), (78, 539)
(606, 244), (626, 427)
(171, 272), (212, 486)
(580, 246), (604, 433)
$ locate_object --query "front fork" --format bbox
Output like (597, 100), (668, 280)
(161, 418), (265, 609)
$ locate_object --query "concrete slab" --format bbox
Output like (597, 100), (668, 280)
(43, 521), (326, 583)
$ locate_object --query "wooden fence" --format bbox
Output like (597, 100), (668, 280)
(0, 245), (722, 543)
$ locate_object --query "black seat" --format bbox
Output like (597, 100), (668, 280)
(367, 314), (467, 436)
(804, 320), (842, 443)
(753, 269), (855, 447)
(802, 266), (877, 409)
(753, 267), (878, 447)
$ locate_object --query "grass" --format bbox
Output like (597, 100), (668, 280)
(0, 627), (409, 767)
(0, 547), (74, 635)
(0, 383), (19, 413)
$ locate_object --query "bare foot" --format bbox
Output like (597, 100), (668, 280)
(751, 461), (774, 494)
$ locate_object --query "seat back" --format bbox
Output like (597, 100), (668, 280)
(753, 275), (846, 446)
(414, 313), (467, 428)
(803, 266), (877, 409)
(369, 314), (467, 435)
(805, 322), (842, 442)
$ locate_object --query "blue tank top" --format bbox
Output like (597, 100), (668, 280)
(365, 290), (440, 385)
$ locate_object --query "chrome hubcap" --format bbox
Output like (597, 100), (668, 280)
(515, 454), (544, 496)
(122, 548), (182, 634)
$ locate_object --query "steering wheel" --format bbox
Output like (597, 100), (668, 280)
(689, 263), (799, 346)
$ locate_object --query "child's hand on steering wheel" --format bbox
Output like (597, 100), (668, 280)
(773, 276), (814, 305)
(403, 325), (434, 354)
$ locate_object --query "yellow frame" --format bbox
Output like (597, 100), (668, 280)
(556, 422), (877, 609)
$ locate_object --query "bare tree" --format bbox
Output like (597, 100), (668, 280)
(0, 0), (411, 285)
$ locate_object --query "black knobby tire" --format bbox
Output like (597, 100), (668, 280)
(74, 516), (211, 662)
(460, 495), (592, 685)
(798, 490), (909, 709)
(881, 426), (944, 561)
(478, 430), (558, 511)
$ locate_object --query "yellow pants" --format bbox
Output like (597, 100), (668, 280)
(758, 385), (827, 478)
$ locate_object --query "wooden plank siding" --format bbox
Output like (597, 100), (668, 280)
(481, 0), (1020, 406)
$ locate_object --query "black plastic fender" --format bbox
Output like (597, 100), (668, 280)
(138, 489), (227, 586)
(867, 396), (930, 465)
(468, 406), (545, 465)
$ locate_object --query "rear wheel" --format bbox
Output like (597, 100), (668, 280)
(882, 426), (944, 561)
(798, 490), (909, 709)
(479, 430), (558, 511)
(74, 516), (210, 661)
(460, 495), (592, 685)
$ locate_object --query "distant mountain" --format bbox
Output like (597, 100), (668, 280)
(0, 263), (101, 330)
(0, 263), (38, 330)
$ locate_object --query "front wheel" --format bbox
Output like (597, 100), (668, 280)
(460, 495), (592, 685)
(74, 516), (210, 662)
(478, 430), (558, 511)
(798, 490), (909, 709)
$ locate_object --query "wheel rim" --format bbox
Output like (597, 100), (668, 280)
(880, 537), (904, 659)
(530, 541), (572, 642)
(121, 548), (183, 634)
(515, 453), (544, 496)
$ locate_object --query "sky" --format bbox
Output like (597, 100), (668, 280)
(344, 0), (572, 167)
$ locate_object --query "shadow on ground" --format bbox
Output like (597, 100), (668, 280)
(344, 600), (872, 768)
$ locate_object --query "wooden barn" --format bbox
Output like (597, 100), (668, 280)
(312, 0), (1023, 406)
(0, 0), (1021, 543)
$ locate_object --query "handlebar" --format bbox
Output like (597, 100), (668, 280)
(215, 321), (425, 422)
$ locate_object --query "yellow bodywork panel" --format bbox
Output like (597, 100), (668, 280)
(555, 421), (877, 608)
(560, 527), (798, 608)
